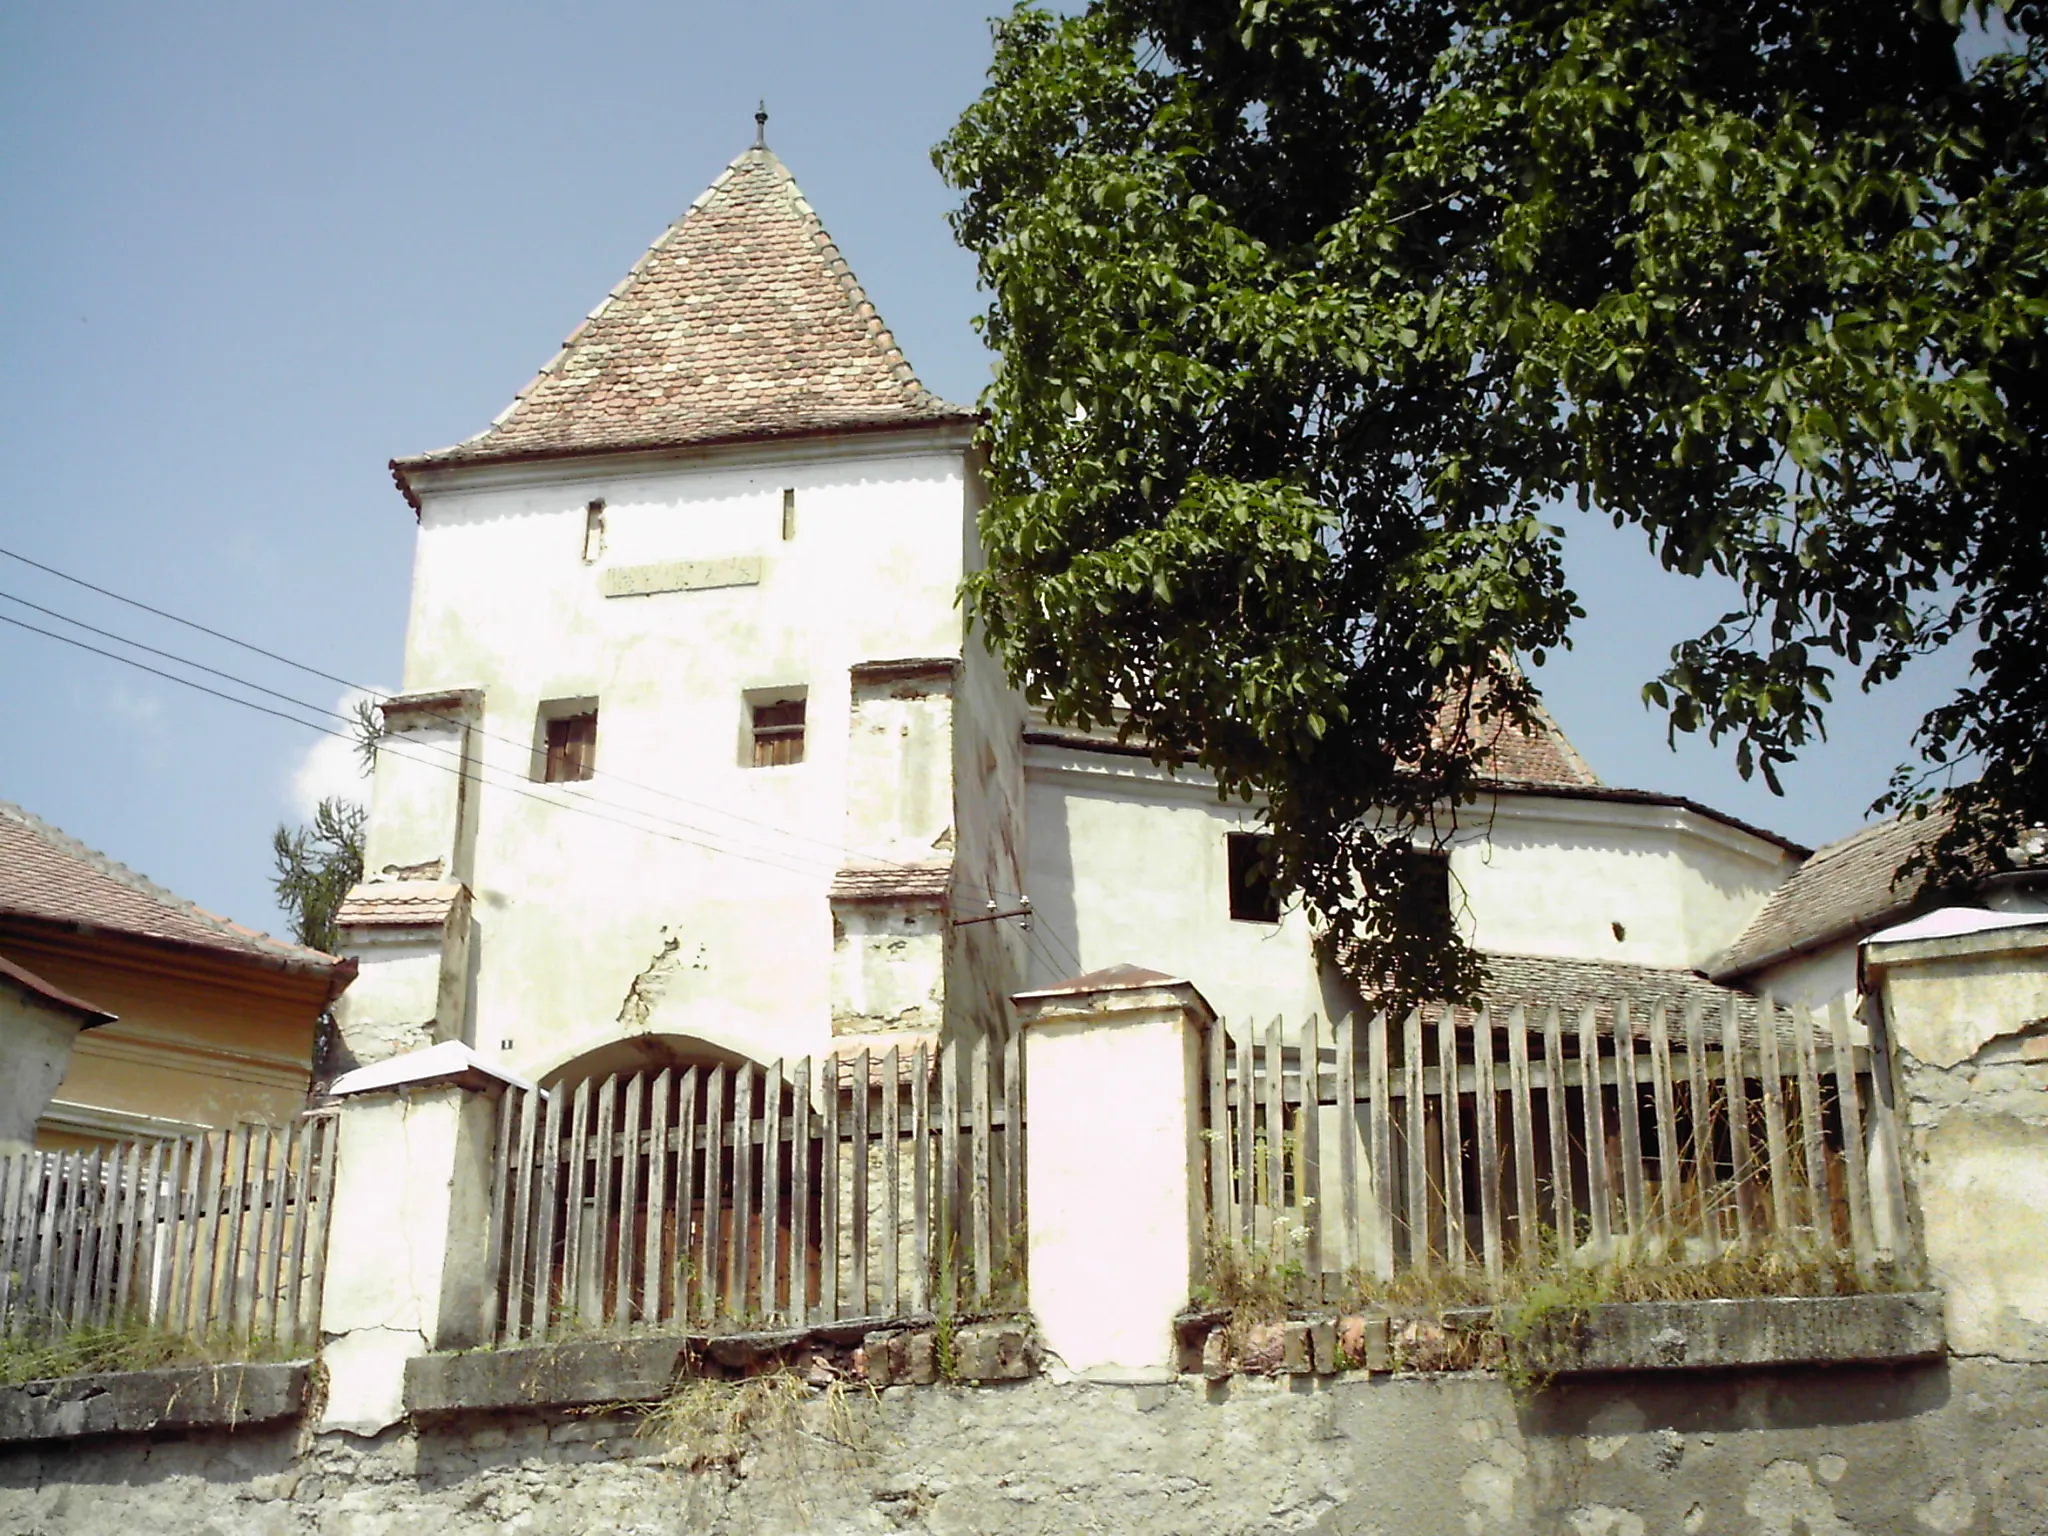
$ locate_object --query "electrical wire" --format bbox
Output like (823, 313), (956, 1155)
(1, 578), (1047, 917)
(0, 610), (831, 880)
(0, 543), (1044, 907)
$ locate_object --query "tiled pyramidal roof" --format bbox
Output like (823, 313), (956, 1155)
(0, 800), (342, 974)
(394, 146), (974, 491)
(1460, 695), (1601, 790)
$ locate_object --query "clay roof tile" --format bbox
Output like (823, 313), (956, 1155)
(392, 146), (973, 501)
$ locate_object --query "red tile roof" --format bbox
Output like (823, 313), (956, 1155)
(1432, 680), (1600, 791)
(392, 145), (973, 501)
(829, 861), (953, 903)
(1711, 805), (1954, 980)
(335, 880), (465, 929)
(1338, 948), (1780, 1042)
(0, 800), (343, 976)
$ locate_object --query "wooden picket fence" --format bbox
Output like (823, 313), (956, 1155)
(0, 1118), (337, 1347)
(484, 1033), (1024, 1342)
(1201, 995), (1913, 1296)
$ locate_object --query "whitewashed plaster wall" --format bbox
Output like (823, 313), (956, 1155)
(1744, 944), (1861, 1014)
(1022, 743), (1325, 1030)
(0, 991), (87, 1150)
(380, 427), (980, 1082)
(1445, 793), (1799, 971)
(1024, 745), (1799, 1025)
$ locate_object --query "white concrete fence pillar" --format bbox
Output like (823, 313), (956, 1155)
(1863, 908), (2048, 1363)
(1013, 965), (1213, 1378)
(317, 1042), (534, 1435)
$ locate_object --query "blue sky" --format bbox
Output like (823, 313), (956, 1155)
(0, 1), (1972, 941)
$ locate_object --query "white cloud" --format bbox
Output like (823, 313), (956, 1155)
(288, 687), (381, 822)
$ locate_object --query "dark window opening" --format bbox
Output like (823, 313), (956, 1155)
(751, 698), (805, 767)
(1392, 848), (1453, 934)
(781, 487), (797, 541)
(544, 711), (598, 783)
(1227, 832), (1279, 923)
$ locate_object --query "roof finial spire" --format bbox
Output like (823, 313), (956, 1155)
(754, 99), (768, 150)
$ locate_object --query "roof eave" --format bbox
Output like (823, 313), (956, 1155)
(390, 412), (985, 518)
(1706, 901), (1924, 985)
(0, 911), (351, 991)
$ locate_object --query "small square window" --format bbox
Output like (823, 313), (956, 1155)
(750, 697), (805, 767)
(1227, 832), (1279, 923)
(543, 710), (598, 783)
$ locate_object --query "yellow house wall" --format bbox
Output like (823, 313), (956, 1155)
(0, 928), (327, 1150)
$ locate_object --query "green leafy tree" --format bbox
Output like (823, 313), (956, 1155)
(271, 798), (367, 956)
(937, 0), (2047, 998)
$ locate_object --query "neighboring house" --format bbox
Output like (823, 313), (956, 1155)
(331, 133), (2013, 1086)
(0, 801), (355, 1149)
(1712, 804), (2048, 1011)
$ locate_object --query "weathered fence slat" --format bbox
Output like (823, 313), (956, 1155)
(700, 1064), (727, 1324)
(1541, 1005), (1573, 1264)
(1827, 998), (1875, 1274)
(1577, 1006), (1611, 1257)
(1235, 1021), (1256, 1247)
(912, 1045), (930, 1315)
(1300, 1013), (1324, 1292)
(618, 1071), (643, 1326)
(1615, 1003), (1647, 1241)
(820, 1056), (840, 1322)
(1004, 1025), (1025, 1277)
(790, 1058), (813, 1322)
(761, 1059), (783, 1321)
(1208, 1013), (1231, 1244)
(1682, 1001), (1719, 1259)
(1367, 1011), (1394, 1280)
(643, 1070), (669, 1326)
(589, 1074), (617, 1326)
(1793, 1004), (1831, 1242)
(972, 1032), (994, 1307)
(849, 1051), (870, 1317)
(729, 1064), (753, 1314)
(1402, 1009), (1426, 1268)
(1759, 1006), (1794, 1240)
(1335, 1012), (1360, 1276)
(1720, 1001), (1754, 1246)
(1506, 1007), (1538, 1265)
(1473, 1008), (1503, 1282)
(1648, 1006), (1679, 1245)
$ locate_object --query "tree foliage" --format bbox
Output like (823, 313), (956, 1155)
(937, 0), (2048, 997)
(271, 797), (366, 956)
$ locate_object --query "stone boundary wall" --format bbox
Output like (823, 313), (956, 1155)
(4, 1356), (2045, 1534)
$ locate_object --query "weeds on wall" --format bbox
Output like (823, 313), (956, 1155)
(0, 1320), (296, 1386)
(631, 1369), (881, 1474)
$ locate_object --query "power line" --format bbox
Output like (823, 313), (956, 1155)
(0, 588), (368, 728)
(0, 595), (841, 875)
(0, 611), (832, 880)
(0, 542), (1042, 903)
(1, 590), (1050, 915)
(0, 544), (360, 693)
